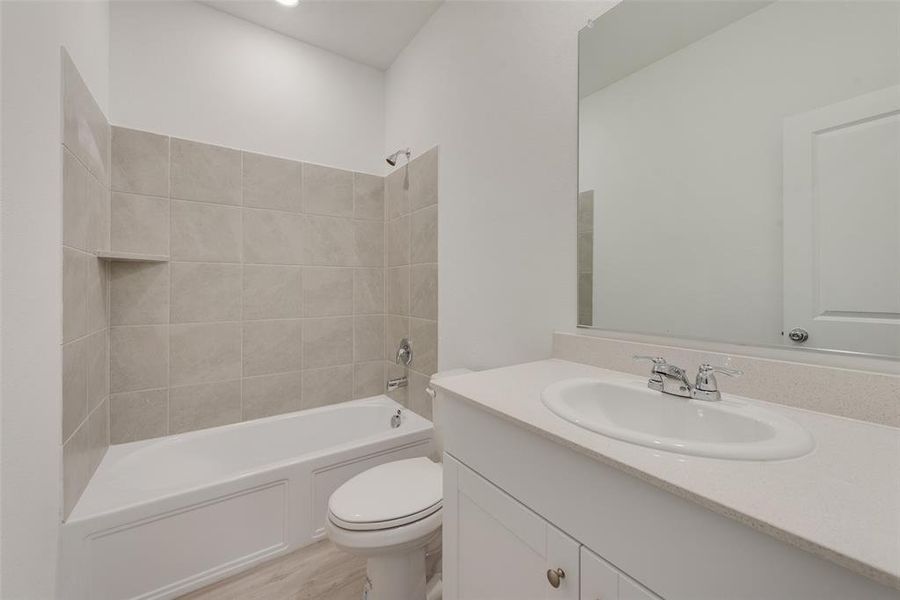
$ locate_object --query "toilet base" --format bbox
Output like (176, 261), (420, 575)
(365, 549), (426, 600)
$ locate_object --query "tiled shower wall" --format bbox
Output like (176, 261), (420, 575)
(384, 149), (439, 419)
(577, 190), (594, 326)
(106, 127), (393, 443)
(61, 51), (111, 518)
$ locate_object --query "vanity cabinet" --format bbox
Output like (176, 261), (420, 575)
(443, 455), (580, 599)
(444, 454), (660, 600)
(581, 547), (659, 600)
(438, 388), (899, 600)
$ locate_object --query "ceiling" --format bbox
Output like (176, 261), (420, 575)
(579, 1), (771, 98)
(202, 0), (442, 70)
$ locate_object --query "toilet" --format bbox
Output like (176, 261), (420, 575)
(326, 457), (443, 600)
(326, 369), (471, 600)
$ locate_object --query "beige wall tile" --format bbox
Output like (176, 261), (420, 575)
(303, 268), (352, 317)
(110, 262), (169, 325)
(62, 51), (109, 185)
(242, 319), (303, 376)
(242, 208), (306, 265)
(303, 317), (353, 369)
(170, 138), (241, 205)
(303, 163), (353, 217)
(304, 214), (354, 266)
(111, 127), (169, 196)
(62, 399), (108, 518)
(410, 264), (437, 320)
(409, 147), (438, 212)
(407, 370), (433, 421)
(171, 200), (242, 262)
(111, 192), (170, 256)
(353, 220), (384, 267)
(577, 191), (594, 234)
(63, 148), (105, 252)
(385, 315), (409, 360)
(577, 232), (593, 273)
(387, 267), (409, 316)
(110, 389), (168, 444)
(243, 152), (301, 212)
(243, 265), (303, 320)
(387, 215), (410, 267)
(354, 315), (385, 363)
(86, 329), (109, 413)
(354, 361), (385, 399)
(386, 167), (408, 219)
(171, 262), (242, 323)
(169, 380), (241, 434)
(63, 247), (88, 343)
(62, 339), (88, 442)
(353, 172), (384, 220)
(410, 205), (437, 264)
(110, 325), (169, 393)
(354, 268), (385, 315)
(62, 410), (90, 518)
(578, 273), (593, 325)
(301, 366), (353, 409)
(242, 372), (302, 420)
(170, 322), (242, 386)
(86, 258), (108, 333)
(409, 318), (437, 375)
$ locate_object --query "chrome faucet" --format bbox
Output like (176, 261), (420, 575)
(692, 363), (743, 401)
(634, 356), (693, 398)
(633, 356), (742, 401)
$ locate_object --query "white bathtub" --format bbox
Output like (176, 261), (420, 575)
(60, 396), (433, 600)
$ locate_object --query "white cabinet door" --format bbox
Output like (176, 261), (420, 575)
(580, 547), (618, 600)
(443, 455), (580, 600)
(581, 547), (661, 600)
(783, 85), (900, 356)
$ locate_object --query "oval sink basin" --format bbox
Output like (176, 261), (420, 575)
(541, 378), (814, 460)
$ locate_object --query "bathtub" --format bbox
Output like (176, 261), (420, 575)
(59, 396), (433, 600)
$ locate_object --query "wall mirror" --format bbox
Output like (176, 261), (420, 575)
(577, 0), (900, 360)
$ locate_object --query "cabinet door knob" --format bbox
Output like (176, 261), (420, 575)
(546, 567), (566, 588)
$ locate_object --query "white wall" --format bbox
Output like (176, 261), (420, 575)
(385, 1), (607, 371)
(579, 1), (900, 347)
(110, 1), (385, 175)
(0, 2), (109, 596)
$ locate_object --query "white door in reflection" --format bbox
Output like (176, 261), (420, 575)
(783, 85), (900, 356)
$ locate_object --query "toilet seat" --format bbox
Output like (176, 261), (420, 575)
(328, 457), (443, 532)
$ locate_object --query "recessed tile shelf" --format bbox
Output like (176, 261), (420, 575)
(95, 251), (169, 263)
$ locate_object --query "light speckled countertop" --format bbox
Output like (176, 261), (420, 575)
(432, 359), (900, 590)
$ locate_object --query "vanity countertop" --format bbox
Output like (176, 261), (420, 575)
(432, 359), (900, 590)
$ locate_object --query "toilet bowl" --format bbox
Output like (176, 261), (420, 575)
(326, 457), (443, 600)
(326, 369), (472, 600)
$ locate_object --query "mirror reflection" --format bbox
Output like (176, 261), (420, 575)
(578, 0), (900, 358)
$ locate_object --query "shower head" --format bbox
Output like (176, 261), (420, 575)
(386, 148), (410, 167)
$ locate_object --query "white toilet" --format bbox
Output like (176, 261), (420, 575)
(326, 368), (471, 600)
(326, 457), (443, 600)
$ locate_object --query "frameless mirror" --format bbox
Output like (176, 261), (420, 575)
(578, 0), (900, 359)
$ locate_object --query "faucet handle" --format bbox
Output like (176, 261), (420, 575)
(693, 364), (742, 401)
(697, 363), (743, 378)
(633, 355), (667, 365)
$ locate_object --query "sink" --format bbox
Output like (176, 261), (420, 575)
(541, 378), (814, 460)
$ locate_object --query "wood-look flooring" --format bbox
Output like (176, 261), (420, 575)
(179, 540), (366, 600)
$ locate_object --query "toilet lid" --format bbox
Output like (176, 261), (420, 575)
(328, 457), (442, 531)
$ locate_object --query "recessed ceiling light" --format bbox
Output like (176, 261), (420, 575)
(275, 0), (299, 6)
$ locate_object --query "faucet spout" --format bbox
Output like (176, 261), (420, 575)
(633, 355), (692, 398)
